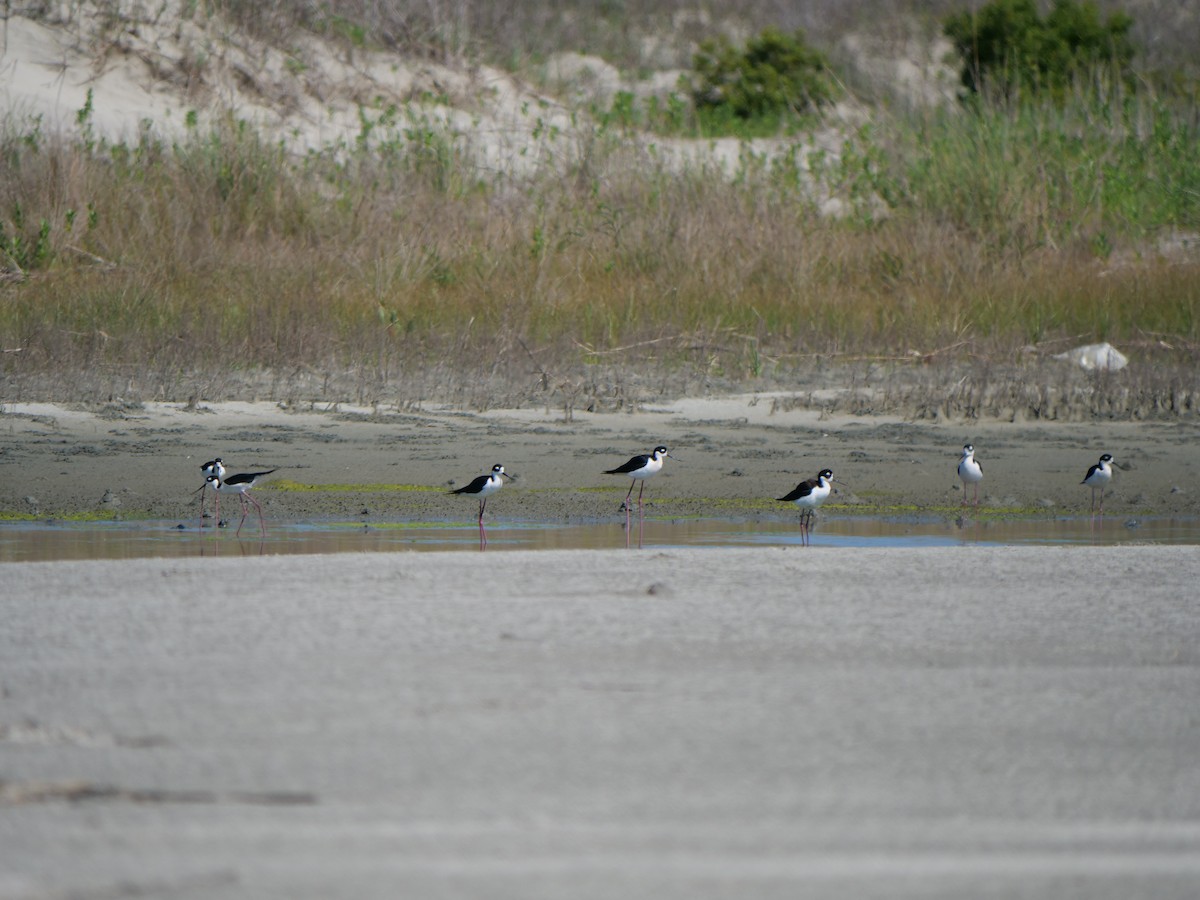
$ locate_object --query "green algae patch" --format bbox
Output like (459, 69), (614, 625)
(268, 480), (441, 493)
(0, 510), (141, 522)
(0, 512), (42, 522)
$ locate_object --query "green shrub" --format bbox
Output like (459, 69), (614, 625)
(0, 204), (54, 274)
(944, 0), (1136, 101)
(690, 27), (835, 135)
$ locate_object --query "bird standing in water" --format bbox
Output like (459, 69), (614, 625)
(777, 469), (837, 545)
(1081, 453), (1114, 517)
(604, 446), (674, 521)
(451, 463), (515, 546)
(205, 468), (277, 537)
(957, 444), (983, 509)
(198, 457), (226, 528)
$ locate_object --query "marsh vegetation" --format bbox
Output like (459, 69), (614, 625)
(1, 0), (1197, 417)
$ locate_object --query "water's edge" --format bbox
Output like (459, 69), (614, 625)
(3, 514), (1197, 563)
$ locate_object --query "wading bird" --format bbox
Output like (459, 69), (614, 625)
(777, 469), (838, 545)
(198, 457), (226, 527)
(1081, 453), (1114, 517)
(204, 468), (277, 537)
(604, 446), (674, 521)
(957, 444), (983, 509)
(451, 464), (515, 545)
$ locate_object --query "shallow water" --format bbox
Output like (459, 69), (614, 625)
(2, 514), (1198, 562)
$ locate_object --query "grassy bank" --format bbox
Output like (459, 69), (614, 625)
(1, 10), (1198, 416)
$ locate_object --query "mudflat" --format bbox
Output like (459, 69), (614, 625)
(1, 397), (1198, 523)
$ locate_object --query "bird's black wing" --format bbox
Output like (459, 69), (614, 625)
(777, 480), (815, 502)
(604, 454), (649, 475)
(224, 469), (277, 486)
(452, 474), (492, 495)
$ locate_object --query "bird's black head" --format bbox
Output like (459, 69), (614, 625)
(818, 469), (834, 480)
(962, 444), (973, 453)
(1099, 453), (1114, 463)
(653, 446), (669, 457)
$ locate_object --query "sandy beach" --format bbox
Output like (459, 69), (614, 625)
(2, 545), (1200, 898)
(2, 399), (1200, 897)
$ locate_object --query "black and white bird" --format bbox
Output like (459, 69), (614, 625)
(604, 446), (674, 516)
(957, 444), (983, 508)
(200, 457), (226, 480)
(198, 457), (226, 526)
(777, 469), (837, 544)
(451, 464), (514, 524)
(1081, 453), (1114, 516)
(205, 469), (277, 537)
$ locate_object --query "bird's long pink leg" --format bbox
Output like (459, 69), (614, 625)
(235, 494), (250, 537)
(247, 492), (266, 536)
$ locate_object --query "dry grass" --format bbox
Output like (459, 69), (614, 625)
(1, 3), (1198, 416)
(769, 351), (1200, 421)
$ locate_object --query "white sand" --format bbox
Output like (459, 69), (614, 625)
(1, 5), (934, 199)
(2, 545), (1199, 898)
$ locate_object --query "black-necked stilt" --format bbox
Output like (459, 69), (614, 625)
(201, 458), (226, 479)
(777, 469), (837, 544)
(198, 458), (226, 527)
(1081, 453), (1114, 516)
(205, 469), (277, 537)
(957, 444), (983, 508)
(451, 464), (514, 525)
(604, 446), (674, 517)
